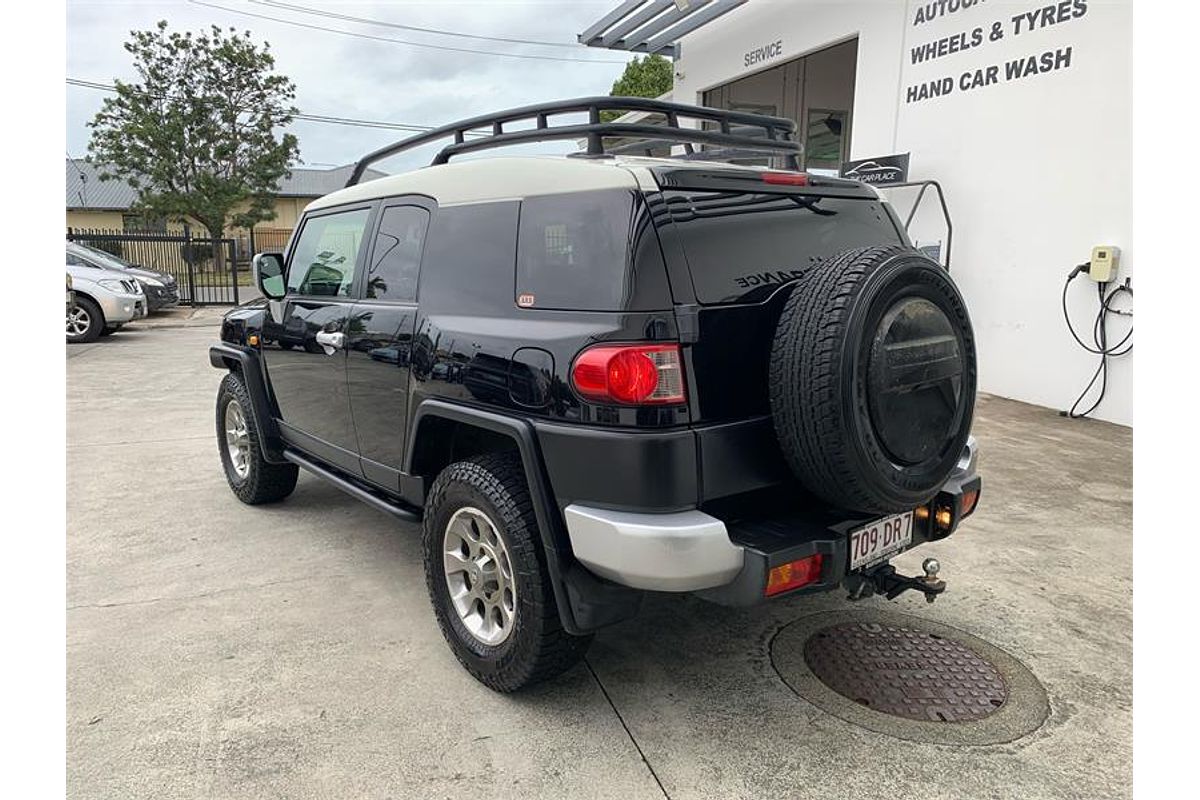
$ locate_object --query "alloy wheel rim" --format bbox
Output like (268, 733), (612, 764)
(224, 400), (251, 479)
(442, 506), (516, 646)
(66, 307), (90, 336)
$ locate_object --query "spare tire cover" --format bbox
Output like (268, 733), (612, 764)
(769, 245), (976, 514)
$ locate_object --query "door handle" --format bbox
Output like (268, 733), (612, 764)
(315, 330), (346, 355)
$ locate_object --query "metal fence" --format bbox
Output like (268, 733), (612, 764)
(248, 227), (294, 256)
(67, 227), (243, 305)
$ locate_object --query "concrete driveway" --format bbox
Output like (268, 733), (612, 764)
(67, 324), (1132, 800)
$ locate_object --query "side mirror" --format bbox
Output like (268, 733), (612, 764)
(252, 252), (286, 300)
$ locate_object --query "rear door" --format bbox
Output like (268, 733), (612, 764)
(345, 198), (433, 490)
(261, 203), (375, 475)
(655, 178), (907, 423)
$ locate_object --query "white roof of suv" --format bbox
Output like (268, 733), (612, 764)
(307, 156), (649, 211)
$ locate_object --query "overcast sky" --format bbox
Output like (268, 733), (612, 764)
(66, 0), (639, 173)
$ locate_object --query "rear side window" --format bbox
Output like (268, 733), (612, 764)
(665, 192), (904, 304)
(516, 189), (635, 311)
(365, 205), (429, 303)
(417, 201), (519, 315)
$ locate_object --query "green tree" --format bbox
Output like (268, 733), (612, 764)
(88, 21), (299, 244)
(602, 54), (674, 121)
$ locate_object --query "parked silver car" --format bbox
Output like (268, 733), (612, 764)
(66, 260), (146, 343)
(66, 241), (179, 312)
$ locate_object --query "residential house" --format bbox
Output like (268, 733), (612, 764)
(65, 159), (386, 236)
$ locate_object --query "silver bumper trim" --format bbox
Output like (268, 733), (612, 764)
(563, 505), (744, 592)
(956, 435), (979, 477)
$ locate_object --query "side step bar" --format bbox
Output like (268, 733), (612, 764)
(282, 449), (422, 523)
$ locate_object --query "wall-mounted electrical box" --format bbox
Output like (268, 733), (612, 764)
(1089, 246), (1120, 283)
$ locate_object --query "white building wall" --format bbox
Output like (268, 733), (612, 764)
(675, 0), (1132, 425)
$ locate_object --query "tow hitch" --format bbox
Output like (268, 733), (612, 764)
(845, 558), (946, 604)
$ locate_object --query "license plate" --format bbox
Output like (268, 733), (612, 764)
(849, 511), (914, 570)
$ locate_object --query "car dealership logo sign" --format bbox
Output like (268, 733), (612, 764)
(840, 153), (911, 186)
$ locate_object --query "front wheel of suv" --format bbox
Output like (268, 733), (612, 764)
(216, 371), (299, 504)
(423, 453), (592, 692)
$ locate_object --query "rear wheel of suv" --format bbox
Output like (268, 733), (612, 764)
(769, 245), (976, 514)
(423, 453), (592, 692)
(216, 371), (299, 504)
(66, 296), (103, 344)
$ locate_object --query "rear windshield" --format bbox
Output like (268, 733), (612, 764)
(664, 191), (905, 304)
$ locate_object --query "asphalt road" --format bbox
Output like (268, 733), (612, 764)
(67, 323), (1132, 799)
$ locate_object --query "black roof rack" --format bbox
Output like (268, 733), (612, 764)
(345, 96), (802, 187)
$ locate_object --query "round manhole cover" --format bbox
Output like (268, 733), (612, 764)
(771, 610), (1049, 745)
(804, 622), (1007, 722)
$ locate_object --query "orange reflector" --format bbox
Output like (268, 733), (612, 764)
(935, 507), (953, 529)
(914, 505), (931, 521)
(765, 553), (824, 597)
(961, 488), (980, 518)
(248, 334), (260, 346)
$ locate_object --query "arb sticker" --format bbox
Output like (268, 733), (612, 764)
(517, 293), (536, 308)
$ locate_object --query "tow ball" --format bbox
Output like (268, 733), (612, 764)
(845, 558), (947, 604)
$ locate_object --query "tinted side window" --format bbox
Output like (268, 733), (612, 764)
(418, 201), (519, 314)
(287, 208), (371, 297)
(366, 205), (429, 303)
(516, 189), (634, 311)
(665, 192), (904, 304)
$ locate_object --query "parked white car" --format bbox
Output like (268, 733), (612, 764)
(66, 260), (146, 343)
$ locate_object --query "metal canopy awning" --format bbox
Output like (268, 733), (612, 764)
(578, 0), (748, 58)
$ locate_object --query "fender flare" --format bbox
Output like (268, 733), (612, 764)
(406, 399), (594, 634)
(209, 343), (287, 464)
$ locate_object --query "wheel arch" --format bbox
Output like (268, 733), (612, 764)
(70, 291), (105, 320)
(408, 415), (520, 487)
(210, 343), (287, 463)
(406, 399), (589, 634)
(406, 401), (554, 530)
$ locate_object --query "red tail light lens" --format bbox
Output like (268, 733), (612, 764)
(762, 171), (809, 186)
(765, 554), (824, 597)
(571, 344), (685, 405)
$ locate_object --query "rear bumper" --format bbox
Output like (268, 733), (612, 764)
(563, 437), (981, 602)
(564, 506), (744, 591)
(534, 415), (806, 513)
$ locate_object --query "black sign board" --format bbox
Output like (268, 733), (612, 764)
(839, 153), (910, 186)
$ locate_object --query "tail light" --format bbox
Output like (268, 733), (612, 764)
(961, 486), (981, 518)
(762, 171), (809, 186)
(570, 343), (686, 406)
(765, 554), (824, 597)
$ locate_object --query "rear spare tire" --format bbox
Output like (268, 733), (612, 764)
(769, 245), (976, 514)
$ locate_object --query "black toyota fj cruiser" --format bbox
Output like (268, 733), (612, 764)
(211, 98), (981, 692)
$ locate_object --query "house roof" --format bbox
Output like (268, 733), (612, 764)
(65, 160), (387, 210)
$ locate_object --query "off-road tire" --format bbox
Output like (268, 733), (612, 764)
(423, 453), (591, 692)
(769, 245), (976, 514)
(67, 296), (103, 344)
(216, 370), (298, 504)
